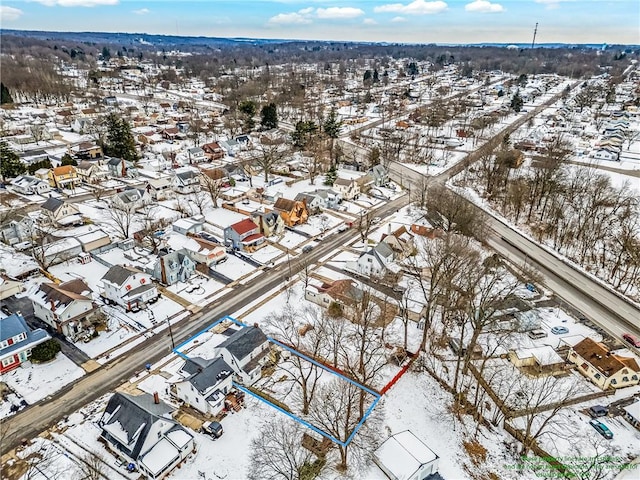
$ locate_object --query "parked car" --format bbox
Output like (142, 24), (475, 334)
(622, 333), (640, 348)
(201, 421), (224, 439)
(589, 419), (613, 439)
(588, 405), (608, 418)
(371, 217), (382, 224)
(525, 283), (536, 293)
(551, 326), (569, 335)
(528, 329), (548, 340)
(337, 223), (349, 233)
(302, 245), (313, 253)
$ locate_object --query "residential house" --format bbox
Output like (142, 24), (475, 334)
(186, 147), (205, 164)
(172, 356), (234, 416)
(310, 189), (342, 210)
(251, 211), (285, 237)
(623, 400), (640, 430)
(40, 197), (83, 227)
(73, 142), (103, 160)
(568, 337), (640, 390)
(410, 224), (443, 239)
(112, 188), (153, 212)
(368, 164), (389, 187)
(305, 278), (364, 312)
(374, 431), (440, 480)
(223, 218), (265, 252)
(381, 226), (414, 258)
(76, 161), (108, 184)
(107, 157), (138, 178)
(219, 139), (239, 157)
(99, 392), (195, 480)
(153, 250), (196, 285)
(0, 213), (34, 246)
(202, 142), (225, 161)
(0, 313), (51, 374)
(172, 170), (201, 195)
(294, 193), (323, 214)
(591, 148), (619, 161)
(273, 198), (309, 227)
(77, 228), (111, 252)
(213, 326), (270, 385)
(161, 127), (180, 142)
(31, 279), (101, 341)
(172, 216), (205, 236)
(508, 346), (567, 376)
(10, 175), (51, 195)
(70, 118), (92, 134)
(346, 242), (395, 277)
(48, 165), (81, 189)
(32, 237), (83, 267)
(332, 177), (360, 200)
(176, 236), (227, 267)
(146, 176), (174, 201)
(101, 265), (159, 312)
(0, 275), (24, 300)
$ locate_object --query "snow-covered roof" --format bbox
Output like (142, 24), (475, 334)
(139, 438), (179, 476)
(374, 430), (438, 480)
(623, 400), (640, 422)
(513, 346), (564, 366)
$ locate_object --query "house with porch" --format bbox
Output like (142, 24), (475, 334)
(186, 147), (205, 164)
(0, 213), (35, 246)
(251, 211), (285, 237)
(174, 236), (227, 267)
(76, 161), (108, 184)
(202, 142), (225, 161)
(0, 313), (51, 374)
(332, 177), (360, 200)
(152, 250), (196, 286)
(99, 392), (195, 480)
(273, 197), (309, 227)
(346, 242), (395, 278)
(223, 218), (265, 252)
(172, 356), (234, 416)
(381, 226), (414, 259)
(48, 165), (80, 189)
(368, 164), (389, 187)
(146, 176), (174, 201)
(101, 265), (159, 312)
(40, 197), (83, 227)
(31, 279), (101, 342)
(172, 169), (201, 195)
(305, 278), (364, 314)
(112, 188), (153, 212)
(213, 325), (271, 385)
(107, 157), (138, 178)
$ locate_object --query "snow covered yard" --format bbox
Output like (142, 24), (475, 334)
(165, 274), (225, 306)
(2, 355), (85, 406)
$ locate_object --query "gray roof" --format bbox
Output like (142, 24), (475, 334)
(122, 283), (156, 298)
(294, 193), (316, 203)
(107, 157), (123, 166)
(100, 392), (176, 460)
(101, 264), (140, 286)
(176, 170), (199, 180)
(1, 313), (49, 350)
(217, 326), (267, 362)
(373, 241), (394, 258)
(41, 197), (64, 212)
(185, 357), (233, 393)
(181, 356), (210, 376)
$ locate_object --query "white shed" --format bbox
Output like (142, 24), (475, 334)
(374, 430), (440, 480)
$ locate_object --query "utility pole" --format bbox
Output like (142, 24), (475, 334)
(167, 316), (175, 350)
(531, 22), (539, 49)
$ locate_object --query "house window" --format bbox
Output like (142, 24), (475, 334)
(632, 375), (638, 381)
(570, 352), (577, 357)
(2, 356), (16, 367)
(7, 338), (14, 346)
(195, 397), (199, 403)
(623, 377), (629, 382)
(611, 379), (617, 385)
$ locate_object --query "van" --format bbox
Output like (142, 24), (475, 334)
(528, 329), (548, 340)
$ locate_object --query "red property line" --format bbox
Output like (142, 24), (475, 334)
(380, 351), (418, 395)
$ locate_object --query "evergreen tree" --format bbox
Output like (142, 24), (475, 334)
(61, 153), (78, 166)
(510, 90), (524, 112)
(373, 68), (380, 83)
(0, 82), (13, 104)
(260, 103), (278, 130)
(28, 158), (53, 175)
(324, 164), (337, 186)
(239, 100), (257, 132)
(103, 114), (138, 162)
(291, 120), (318, 149)
(323, 108), (342, 164)
(363, 69), (373, 86)
(0, 141), (27, 179)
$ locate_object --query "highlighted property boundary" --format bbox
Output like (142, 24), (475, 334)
(173, 315), (381, 447)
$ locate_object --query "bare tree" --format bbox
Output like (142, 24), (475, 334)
(201, 170), (224, 208)
(107, 203), (135, 240)
(255, 135), (289, 183)
(248, 417), (318, 480)
(74, 451), (105, 480)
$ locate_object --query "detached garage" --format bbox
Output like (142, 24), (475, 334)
(374, 430), (442, 480)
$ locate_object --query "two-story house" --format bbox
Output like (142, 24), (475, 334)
(152, 250), (196, 286)
(381, 226), (415, 259)
(0, 313), (51, 374)
(99, 392), (195, 480)
(173, 236), (227, 267)
(0, 213), (35, 246)
(251, 211), (285, 237)
(201, 142), (225, 161)
(48, 165), (81, 190)
(146, 176), (174, 201)
(172, 170), (201, 195)
(171, 216), (205, 236)
(368, 164), (389, 187)
(40, 197), (83, 227)
(305, 279), (364, 314)
(273, 198), (309, 227)
(107, 157), (138, 178)
(346, 242), (395, 278)
(76, 161), (108, 184)
(223, 218), (265, 252)
(332, 177), (360, 200)
(101, 265), (159, 312)
(112, 188), (153, 212)
(10, 175), (51, 195)
(568, 337), (640, 390)
(31, 279), (100, 341)
(213, 326), (271, 385)
(172, 356), (234, 416)
(186, 147), (206, 164)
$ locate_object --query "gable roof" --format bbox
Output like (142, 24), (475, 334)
(0, 313), (50, 356)
(34, 282), (92, 311)
(101, 265), (141, 286)
(230, 218), (258, 235)
(573, 337), (640, 375)
(217, 326), (267, 362)
(183, 357), (233, 393)
(273, 197), (296, 212)
(321, 279), (363, 304)
(41, 197), (64, 212)
(176, 170), (199, 181)
(52, 165), (76, 176)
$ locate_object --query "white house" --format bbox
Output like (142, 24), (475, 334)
(346, 242), (395, 277)
(332, 177), (360, 200)
(101, 265), (159, 312)
(374, 430), (440, 480)
(40, 197), (83, 227)
(10, 175), (51, 195)
(172, 356), (234, 416)
(591, 148), (619, 161)
(213, 326), (270, 385)
(111, 188), (153, 212)
(172, 169), (201, 195)
(31, 279), (100, 341)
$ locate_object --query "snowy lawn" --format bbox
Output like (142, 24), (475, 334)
(2, 355), (85, 405)
(211, 254), (258, 280)
(165, 274), (225, 306)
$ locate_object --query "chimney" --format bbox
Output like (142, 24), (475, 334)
(153, 392), (160, 404)
(253, 322), (259, 328)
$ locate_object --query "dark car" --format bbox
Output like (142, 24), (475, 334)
(588, 405), (608, 418)
(302, 245), (314, 253)
(589, 419), (613, 439)
(622, 333), (640, 348)
(202, 421), (224, 439)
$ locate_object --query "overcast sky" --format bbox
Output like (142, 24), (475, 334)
(1, 1), (638, 45)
